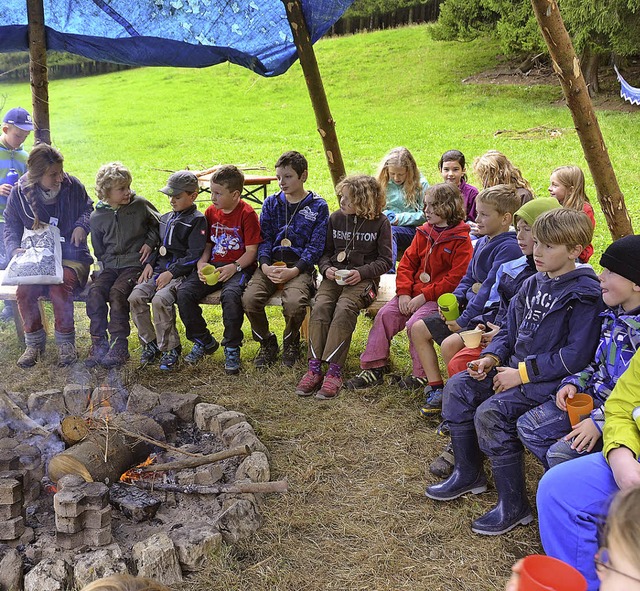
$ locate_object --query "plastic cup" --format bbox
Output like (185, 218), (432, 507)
(335, 269), (351, 286)
(437, 293), (459, 321)
(566, 394), (594, 427)
(519, 554), (587, 591)
(459, 328), (483, 349)
(201, 264), (220, 286)
(272, 261), (287, 289)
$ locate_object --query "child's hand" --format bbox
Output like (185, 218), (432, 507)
(481, 322), (500, 345)
(407, 294), (426, 314)
(0, 183), (13, 197)
(467, 220), (480, 236)
(467, 357), (494, 380)
(139, 243), (153, 264)
(398, 295), (412, 315)
(555, 384), (578, 411)
(564, 418), (601, 453)
(70, 227), (87, 246)
(493, 366), (522, 393)
(326, 267), (337, 280)
(217, 264), (236, 283)
(138, 264), (154, 283)
(445, 319), (461, 332)
(343, 269), (362, 285)
(155, 270), (173, 290)
(505, 558), (524, 591)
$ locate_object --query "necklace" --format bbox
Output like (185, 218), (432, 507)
(159, 211), (182, 256)
(281, 193), (308, 247)
(337, 214), (367, 263)
(420, 226), (447, 283)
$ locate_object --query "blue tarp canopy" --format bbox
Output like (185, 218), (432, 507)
(0, 0), (354, 77)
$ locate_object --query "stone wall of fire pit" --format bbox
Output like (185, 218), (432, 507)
(0, 384), (282, 591)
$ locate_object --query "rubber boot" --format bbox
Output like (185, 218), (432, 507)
(471, 453), (534, 536)
(425, 423), (488, 501)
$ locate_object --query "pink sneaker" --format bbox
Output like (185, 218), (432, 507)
(315, 374), (343, 400)
(295, 371), (323, 396)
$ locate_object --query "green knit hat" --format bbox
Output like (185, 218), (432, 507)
(514, 197), (562, 226)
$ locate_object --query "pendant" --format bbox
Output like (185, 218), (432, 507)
(419, 272), (431, 283)
(281, 238), (292, 247)
(472, 282), (482, 294)
(159, 246), (167, 256)
(336, 251), (346, 263)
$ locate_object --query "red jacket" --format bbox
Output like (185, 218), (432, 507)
(578, 202), (595, 263)
(396, 221), (473, 300)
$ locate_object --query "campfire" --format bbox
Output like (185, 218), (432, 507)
(0, 384), (286, 590)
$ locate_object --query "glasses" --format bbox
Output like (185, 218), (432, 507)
(595, 547), (640, 583)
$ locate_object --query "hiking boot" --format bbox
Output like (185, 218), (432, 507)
(253, 334), (279, 368)
(17, 345), (44, 368)
(295, 371), (324, 396)
(281, 336), (301, 367)
(140, 340), (161, 366)
(420, 387), (444, 417)
(57, 342), (78, 367)
(184, 337), (219, 365)
(159, 347), (181, 371)
(224, 346), (241, 375)
(316, 374), (343, 400)
(343, 366), (388, 390)
(100, 339), (130, 368)
(391, 374), (430, 391)
(85, 339), (109, 368)
(429, 441), (454, 479)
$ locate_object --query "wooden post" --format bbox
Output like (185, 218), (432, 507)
(26, 0), (51, 145)
(530, 0), (633, 239)
(282, 0), (346, 187)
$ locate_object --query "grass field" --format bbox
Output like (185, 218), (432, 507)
(1, 24), (638, 590)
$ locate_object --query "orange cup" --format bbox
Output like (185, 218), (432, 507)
(566, 393), (594, 427)
(519, 555), (587, 591)
(272, 261), (287, 289)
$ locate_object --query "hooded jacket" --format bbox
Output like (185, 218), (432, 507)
(396, 221), (472, 300)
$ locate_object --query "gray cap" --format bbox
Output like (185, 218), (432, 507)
(159, 171), (199, 196)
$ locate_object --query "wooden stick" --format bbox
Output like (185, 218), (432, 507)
(136, 445), (251, 472)
(0, 390), (49, 436)
(130, 478), (288, 495)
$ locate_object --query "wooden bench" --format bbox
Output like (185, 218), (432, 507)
(0, 272), (396, 345)
(195, 168), (278, 206)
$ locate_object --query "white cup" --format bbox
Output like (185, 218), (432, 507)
(335, 269), (351, 286)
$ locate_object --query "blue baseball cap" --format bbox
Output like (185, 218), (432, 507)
(3, 107), (34, 131)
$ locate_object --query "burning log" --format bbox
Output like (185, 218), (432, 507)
(136, 445), (250, 474)
(129, 478), (288, 495)
(47, 413), (165, 484)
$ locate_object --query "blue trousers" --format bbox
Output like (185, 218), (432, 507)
(390, 225), (416, 271)
(537, 452), (617, 591)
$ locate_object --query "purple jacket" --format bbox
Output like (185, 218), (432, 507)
(4, 173), (93, 265)
(460, 181), (479, 221)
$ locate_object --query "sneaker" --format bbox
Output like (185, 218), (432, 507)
(429, 441), (454, 478)
(101, 339), (131, 369)
(420, 387), (444, 417)
(253, 334), (279, 368)
(57, 342), (77, 367)
(184, 338), (219, 365)
(140, 340), (161, 366)
(391, 374), (430, 391)
(17, 345), (44, 368)
(159, 347), (181, 371)
(295, 371), (323, 396)
(435, 420), (450, 437)
(224, 346), (241, 375)
(85, 339), (109, 368)
(343, 367), (388, 390)
(315, 374), (343, 400)
(281, 337), (300, 368)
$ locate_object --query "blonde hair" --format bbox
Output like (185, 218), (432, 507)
(551, 165), (590, 211)
(533, 208), (593, 250)
(476, 184), (521, 216)
(24, 144), (65, 229)
(81, 574), (170, 591)
(473, 150), (533, 193)
(424, 183), (465, 226)
(376, 147), (422, 209)
(604, 487), (640, 566)
(336, 175), (385, 220)
(95, 162), (132, 201)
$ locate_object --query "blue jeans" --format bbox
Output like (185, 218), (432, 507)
(390, 225), (416, 271)
(537, 452), (617, 591)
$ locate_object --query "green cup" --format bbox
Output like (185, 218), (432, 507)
(437, 293), (460, 321)
(201, 264), (220, 286)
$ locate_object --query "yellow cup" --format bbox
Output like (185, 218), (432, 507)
(437, 293), (460, 321)
(566, 393), (594, 426)
(459, 328), (483, 349)
(201, 264), (220, 286)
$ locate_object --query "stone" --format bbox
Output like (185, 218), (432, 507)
(161, 392), (201, 423)
(171, 525), (221, 572)
(0, 502), (21, 521)
(175, 464), (223, 486)
(131, 533), (182, 584)
(236, 452), (270, 483)
(0, 478), (21, 506)
(0, 546), (23, 591)
(126, 385), (161, 415)
(221, 421), (254, 446)
(26, 390), (65, 422)
(217, 498), (262, 544)
(147, 409), (178, 439)
(193, 403), (227, 431)
(63, 383), (92, 415)
(57, 526), (111, 549)
(72, 547), (128, 590)
(212, 411), (245, 438)
(24, 558), (72, 591)
(89, 387), (127, 414)
(109, 483), (161, 522)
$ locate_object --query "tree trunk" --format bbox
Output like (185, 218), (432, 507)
(530, 0), (633, 240)
(581, 46), (601, 96)
(26, 0), (51, 145)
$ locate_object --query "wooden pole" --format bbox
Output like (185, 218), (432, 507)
(282, 0), (346, 187)
(26, 0), (51, 145)
(530, 0), (633, 239)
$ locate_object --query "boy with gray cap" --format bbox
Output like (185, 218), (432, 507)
(128, 171), (207, 370)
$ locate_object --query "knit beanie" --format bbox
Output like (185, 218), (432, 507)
(600, 235), (640, 285)
(514, 197), (562, 226)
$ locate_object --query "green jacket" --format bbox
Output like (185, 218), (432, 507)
(603, 350), (640, 460)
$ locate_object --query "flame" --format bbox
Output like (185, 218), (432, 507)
(45, 484), (58, 494)
(119, 454), (157, 483)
